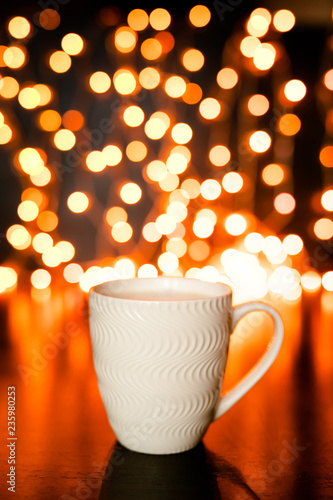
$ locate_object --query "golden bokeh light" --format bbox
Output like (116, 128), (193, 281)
(53, 129), (76, 151)
(166, 239), (187, 258)
(225, 214), (247, 235)
(42, 246), (63, 268)
(247, 94), (269, 116)
(30, 167), (51, 186)
(138, 264), (158, 278)
(32, 232), (53, 253)
(17, 200), (39, 221)
(209, 145), (231, 166)
(123, 105), (145, 127)
(61, 33), (84, 55)
(149, 8), (171, 31)
(155, 214), (177, 235)
(8, 16), (31, 39)
(113, 69), (137, 95)
(0, 267), (17, 293)
(49, 51), (71, 73)
(0, 76), (19, 98)
(140, 38), (162, 60)
(139, 67), (160, 89)
(155, 32), (175, 53)
(146, 160), (167, 181)
(39, 9), (60, 30)
(31, 269), (51, 289)
(313, 218), (333, 240)
(182, 82), (202, 104)
(199, 98), (221, 120)
(86, 151), (106, 172)
(157, 252), (179, 273)
(319, 146), (333, 168)
(188, 240), (210, 261)
(34, 84), (52, 106)
(171, 145), (191, 163)
(193, 217), (215, 238)
(171, 123), (193, 144)
(142, 222), (162, 242)
(120, 182), (142, 204)
(284, 79), (307, 102)
(126, 141), (147, 162)
(167, 201), (188, 222)
(240, 36), (260, 58)
(38, 109), (61, 131)
(247, 9), (271, 37)
(6, 224), (31, 250)
(115, 27), (137, 53)
(111, 222), (133, 243)
(253, 43), (276, 70)
(182, 48), (204, 71)
(164, 76), (186, 98)
(19, 148), (44, 175)
(62, 109), (85, 131)
(274, 193), (296, 214)
(145, 117), (168, 140)
(106, 206), (128, 226)
(217, 68), (238, 89)
(166, 153), (188, 174)
(244, 232), (264, 253)
(321, 190), (333, 211)
(18, 87), (40, 109)
(324, 69), (333, 91)
(249, 130), (271, 152)
(189, 5), (211, 27)
(262, 164), (284, 186)
(282, 234), (303, 255)
(103, 144), (123, 166)
(181, 179), (200, 199)
(4, 46), (26, 68)
(322, 271), (333, 292)
(273, 10), (295, 32)
(89, 71), (111, 93)
(200, 179), (222, 200)
(67, 192), (89, 213)
(0, 124), (12, 144)
(22, 187), (44, 207)
(127, 9), (149, 31)
(159, 172), (179, 192)
(301, 271), (321, 292)
(222, 172), (243, 193)
(37, 211), (58, 231)
(278, 113), (301, 136)
(63, 263), (84, 284)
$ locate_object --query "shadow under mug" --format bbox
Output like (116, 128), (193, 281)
(89, 277), (283, 455)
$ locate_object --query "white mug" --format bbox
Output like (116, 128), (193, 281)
(89, 277), (283, 455)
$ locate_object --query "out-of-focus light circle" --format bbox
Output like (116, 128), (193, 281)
(164, 76), (186, 98)
(282, 234), (303, 255)
(166, 239), (187, 258)
(111, 222), (133, 242)
(193, 217), (214, 238)
(200, 179), (221, 200)
(18, 87), (40, 109)
(240, 36), (260, 58)
(146, 160), (167, 181)
(262, 163), (284, 186)
(19, 148), (44, 175)
(199, 98), (221, 120)
(67, 192), (89, 213)
(49, 51), (71, 73)
(314, 218), (333, 240)
(140, 38), (162, 60)
(0, 267), (17, 292)
(123, 105), (144, 127)
(0, 76), (19, 98)
(171, 123), (192, 144)
(284, 79), (306, 102)
(209, 145), (231, 166)
(4, 46), (26, 68)
(278, 113), (301, 136)
(63, 263), (84, 283)
(225, 214), (247, 236)
(301, 271), (321, 292)
(145, 117), (168, 140)
(167, 201), (188, 222)
(103, 144), (122, 166)
(6, 224), (31, 249)
(8, 17), (31, 39)
(158, 172), (179, 192)
(86, 151), (106, 172)
(262, 236), (282, 258)
(222, 172), (243, 193)
(113, 69), (136, 95)
(273, 10), (295, 32)
(53, 129), (76, 150)
(155, 214), (177, 235)
(114, 258), (136, 279)
(138, 264), (158, 278)
(37, 211), (58, 232)
(128, 9), (149, 31)
(155, 31), (175, 53)
(32, 232), (53, 253)
(247, 9), (271, 37)
(115, 27), (137, 53)
(62, 109), (84, 131)
(149, 8), (171, 31)
(120, 182), (142, 204)
(38, 109), (61, 131)
(42, 247), (62, 268)
(253, 43), (276, 70)
(22, 187), (44, 207)
(244, 232), (264, 253)
(166, 153), (188, 174)
(182, 48), (204, 71)
(324, 69), (333, 91)
(0, 124), (12, 144)
(89, 71), (111, 93)
(158, 252), (179, 273)
(31, 269), (51, 289)
(188, 240), (210, 261)
(321, 190), (333, 211)
(247, 94), (269, 116)
(139, 67), (160, 89)
(274, 193), (296, 214)
(217, 68), (238, 89)
(181, 179), (200, 199)
(17, 200), (39, 221)
(249, 130), (271, 152)
(61, 33), (84, 55)
(189, 5), (211, 27)
(319, 146), (333, 168)
(106, 206), (127, 227)
(322, 271), (333, 292)
(39, 9), (60, 30)
(182, 82), (202, 104)
(142, 222), (162, 242)
(126, 141), (147, 162)
(30, 167), (51, 186)
(34, 84), (52, 106)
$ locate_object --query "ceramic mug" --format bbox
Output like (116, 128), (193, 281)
(89, 277), (283, 455)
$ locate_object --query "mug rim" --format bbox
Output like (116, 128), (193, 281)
(90, 276), (232, 302)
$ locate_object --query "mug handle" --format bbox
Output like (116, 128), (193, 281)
(213, 302), (284, 420)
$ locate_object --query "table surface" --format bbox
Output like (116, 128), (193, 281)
(0, 285), (332, 500)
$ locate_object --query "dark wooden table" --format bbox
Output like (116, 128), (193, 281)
(0, 285), (332, 499)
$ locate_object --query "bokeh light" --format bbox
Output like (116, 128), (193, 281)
(321, 190), (333, 211)
(284, 79), (307, 102)
(61, 33), (84, 55)
(182, 48), (204, 71)
(249, 131), (272, 152)
(189, 5), (211, 27)
(127, 9), (149, 31)
(120, 182), (142, 204)
(199, 98), (221, 120)
(225, 214), (247, 235)
(49, 51), (71, 73)
(313, 218), (333, 240)
(31, 269), (51, 289)
(217, 68), (238, 89)
(149, 8), (171, 31)
(222, 172), (243, 193)
(262, 164), (284, 186)
(209, 145), (231, 166)
(274, 193), (296, 214)
(322, 271), (333, 292)
(115, 27), (137, 53)
(67, 192), (90, 213)
(89, 71), (111, 93)
(247, 94), (269, 116)
(113, 69), (137, 95)
(8, 17), (31, 39)
(273, 10), (296, 32)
